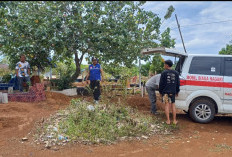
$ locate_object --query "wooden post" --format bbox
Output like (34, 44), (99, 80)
(175, 14), (187, 53)
(118, 97), (121, 104)
(141, 84), (143, 97)
(0, 92), (2, 103)
(144, 86), (146, 95)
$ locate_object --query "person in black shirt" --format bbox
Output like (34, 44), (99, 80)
(159, 60), (180, 125)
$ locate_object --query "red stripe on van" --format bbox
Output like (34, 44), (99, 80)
(181, 80), (232, 88)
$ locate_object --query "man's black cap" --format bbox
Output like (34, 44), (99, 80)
(165, 60), (173, 67)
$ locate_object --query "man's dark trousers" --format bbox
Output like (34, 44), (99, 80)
(90, 80), (101, 101)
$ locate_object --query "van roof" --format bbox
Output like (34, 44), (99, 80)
(141, 47), (232, 58)
(188, 54), (232, 57)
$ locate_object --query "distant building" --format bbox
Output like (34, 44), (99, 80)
(0, 64), (9, 70)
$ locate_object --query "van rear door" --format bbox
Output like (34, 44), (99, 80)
(141, 47), (187, 57)
(141, 47), (188, 105)
(141, 47), (187, 74)
(223, 57), (232, 112)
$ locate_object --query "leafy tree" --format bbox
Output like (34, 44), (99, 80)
(219, 40), (232, 55)
(1, 1), (175, 80)
(149, 54), (165, 74)
(49, 59), (75, 90)
(0, 56), (12, 78)
(164, 5), (175, 20)
(52, 59), (75, 78)
(141, 62), (151, 76)
(160, 28), (175, 48)
(0, 2), (56, 71)
(103, 65), (138, 79)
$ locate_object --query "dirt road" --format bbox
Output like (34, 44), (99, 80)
(0, 92), (232, 157)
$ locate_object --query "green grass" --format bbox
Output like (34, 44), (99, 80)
(58, 99), (157, 144)
(35, 98), (177, 145)
(209, 143), (231, 152)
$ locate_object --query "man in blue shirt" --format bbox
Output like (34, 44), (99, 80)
(86, 57), (104, 104)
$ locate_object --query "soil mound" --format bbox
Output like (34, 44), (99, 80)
(45, 91), (72, 106)
(126, 94), (165, 112)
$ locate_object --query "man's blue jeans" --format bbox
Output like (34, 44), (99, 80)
(18, 76), (30, 92)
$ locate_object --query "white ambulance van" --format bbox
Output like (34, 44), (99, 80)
(141, 47), (232, 123)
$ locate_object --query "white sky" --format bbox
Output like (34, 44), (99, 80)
(142, 1), (232, 55)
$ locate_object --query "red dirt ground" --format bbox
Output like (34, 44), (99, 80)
(0, 92), (232, 157)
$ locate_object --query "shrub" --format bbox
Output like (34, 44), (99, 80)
(2, 74), (12, 83)
(50, 75), (72, 90)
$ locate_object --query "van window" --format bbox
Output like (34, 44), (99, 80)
(189, 57), (221, 75)
(224, 58), (232, 76)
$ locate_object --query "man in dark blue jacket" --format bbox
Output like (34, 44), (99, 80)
(159, 60), (180, 125)
(86, 57), (104, 104)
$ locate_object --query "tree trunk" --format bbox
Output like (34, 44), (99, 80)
(71, 52), (81, 81)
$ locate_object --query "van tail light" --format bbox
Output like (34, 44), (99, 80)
(180, 79), (186, 86)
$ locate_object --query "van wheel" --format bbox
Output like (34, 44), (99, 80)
(189, 99), (215, 123)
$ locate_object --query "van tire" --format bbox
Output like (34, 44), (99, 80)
(189, 99), (215, 123)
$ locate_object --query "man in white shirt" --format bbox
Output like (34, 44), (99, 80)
(145, 73), (161, 115)
(15, 54), (31, 92)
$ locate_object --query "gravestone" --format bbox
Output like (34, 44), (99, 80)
(2, 93), (8, 103)
(8, 87), (13, 94)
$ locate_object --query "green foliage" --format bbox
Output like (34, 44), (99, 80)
(219, 41), (232, 55)
(53, 59), (75, 77)
(0, 66), (12, 77)
(0, 2), (56, 71)
(2, 74), (11, 83)
(34, 98), (178, 145)
(0, 56), (9, 64)
(103, 64), (138, 78)
(160, 28), (175, 48)
(80, 64), (89, 70)
(0, 57), (13, 79)
(149, 54), (165, 74)
(164, 5), (175, 20)
(141, 62), (151, 76)
(1, 1), (175, 79)
(51, 75), (72, 91)
(102, 64), (122, 78)
(103, 64), (138, 89)
(57, 99), (162, 144)
(50, 59), (75, 90)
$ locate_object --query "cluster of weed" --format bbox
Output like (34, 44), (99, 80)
(34, 98), (177, 146)
(58, 99), (159, 144)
